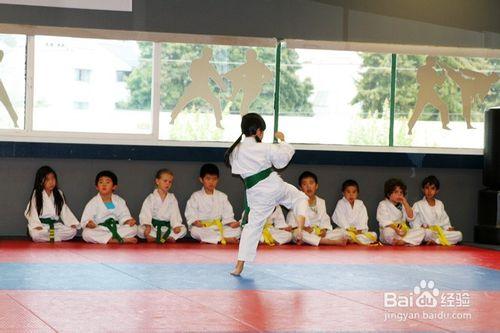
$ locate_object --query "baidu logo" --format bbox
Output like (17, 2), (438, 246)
(384, 280), (440, 308)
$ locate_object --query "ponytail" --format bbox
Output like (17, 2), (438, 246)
(224, 134), (243, 167)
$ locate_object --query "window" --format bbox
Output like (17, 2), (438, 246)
(157, 42), (276, 142)
(116, 70), (131, 82)
(0, 33), (26, 130)
(73, 101), (89, 110)
(74, 68), (91, 82)
(394, 54), (500, 149)
(33, 36), (153, 134)
(277, 47), (392, 146)
(1, 28), (498, 153)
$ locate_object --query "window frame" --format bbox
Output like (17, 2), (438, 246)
(0, 24), (499, 156)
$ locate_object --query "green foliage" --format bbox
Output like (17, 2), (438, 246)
(352, 53), (499, 122)
(120, 43), (314, 116)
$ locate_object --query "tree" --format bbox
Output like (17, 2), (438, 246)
(120, 42), (314, 116)
(352, 53), (499, 122)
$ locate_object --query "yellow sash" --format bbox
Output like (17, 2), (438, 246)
(201, 219), (226, 245)
(429, 225), (451, 246)
(389, 221), (409, 236)
(346, 226), (377, 245)
(312, 225), (323, 236)
(262, 222), (276, 246)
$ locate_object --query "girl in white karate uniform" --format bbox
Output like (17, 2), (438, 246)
(226, 113), (308, 275)
(376, 178), (425, 246)
(81, 170), (138, 244)
(25, 166), (79, 242)
(185, 163), (241, 245)
(138, 169), (187, 243)
(412, 175), (462, 245)
(287, 171), (346, 246)
(332, 179), (377, 245)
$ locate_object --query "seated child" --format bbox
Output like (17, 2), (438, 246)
(25, 166), (79, 242)
(332, 179), (377, 245)
(413, 175), (462, 245)
(287, 171), (346, 246)
(376, 178), (424, 246)
(81, 170), (137, 244)
(241, 205), (292, 245)
(185, 163), (241, 244)
(138, 169), (187, 243)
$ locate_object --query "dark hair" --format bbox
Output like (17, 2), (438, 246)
(155, 168), (174, 179)
(422, 175), (440, 190)
(299, 171), (318, 186)
(95, 170), (118, 186)
(27, 166), (65, 217)
(224, 113), (266, 167)
(342, 179), (359, 192)
(384, 178), (407, 198)
(200, 163), (219, 178)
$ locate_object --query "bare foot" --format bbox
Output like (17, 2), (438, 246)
(146, 236), (156, 243)
(166, 237), (176, 243)
(426, 240), (437, 245)
(124, 237), (138, 244)
(108, 238), (120, 244)
(224, 237), (239, 244)
(216, 122), (224, 130)
(442, 125), (451, 130)
(394, 239), (406, 246)
(230, 261), (244, 276)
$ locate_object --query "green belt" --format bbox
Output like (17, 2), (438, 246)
(40, 217), (61, 243)
(151, 218), (171, 244)
(99, 218), (123, 243)
(242, 168), (273, 226)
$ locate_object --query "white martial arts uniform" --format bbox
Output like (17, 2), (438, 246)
(332, 197), (377, 245)
(81, 194), (137, 244)
(287, 195), (345, 246)
(137, 190), (187, 241)
(185, 188), (241, 244)
(253, 205), (292, 245)
(412, 198), (462, 245)
(25, 190), (79, 242)
(376, 199), (425, 245)
(229, 136), (308, 261)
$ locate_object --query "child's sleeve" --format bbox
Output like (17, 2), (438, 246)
(24, 192), (43, 229)
(376, 201), (393, 228)
(410, 202), (423, 228)
(332, 201), (348, 229)
(273, 206), (287, 228)
(80, 199), (95, 228)
(359, 203), (369, 231)
(139, 196), (153, 226)
(286, 210), (298, 228)
(170, 195), (184, 228)
(439, 202), (452, 229)
(404, 203), (415, 223)
(116, 198), (133, 224)
(267, 142), (295, 169)
(221, 194), (235, 225)
(319, 201), (333, 231)
(59, 191), (79, 228)
(184, 194), (198, 226)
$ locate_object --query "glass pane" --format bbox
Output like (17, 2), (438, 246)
(395, 54), (499, 149)
(278, 48), (391, 146)
(158, 43), (276, 142)
(0, 34), (26, 130)
(33, 36), (152, 134)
